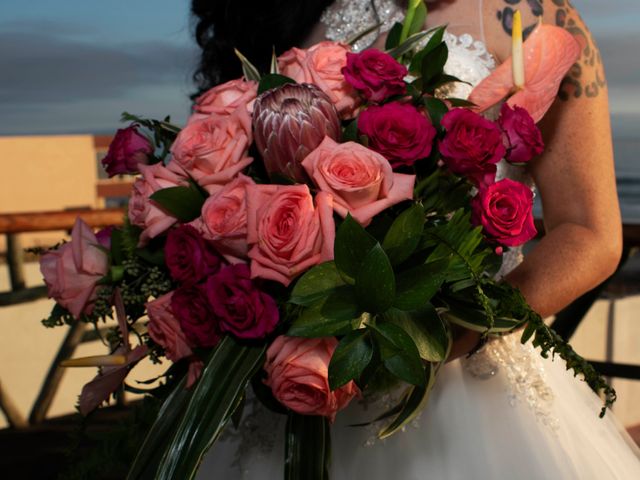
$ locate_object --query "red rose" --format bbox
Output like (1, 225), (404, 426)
(101, 125), (152, 177)
(498, 104), (544, 164)
(439, 108), (506, 186)
(358, 102), (436, 168)
(164, 224), (221, 285)
(471, 178), (537, 247)
(171, 285), (220, 348)
(205, 264), (279, 340)
(342, 49), (407, 103)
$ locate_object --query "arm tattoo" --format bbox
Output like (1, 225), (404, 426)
(496, 0), (606, 101)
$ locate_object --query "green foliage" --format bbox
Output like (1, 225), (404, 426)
(120, 112), (180, 164)
(149, 183), (207, 223)
(288, 287), (361, 338)
(382, 203), (425, 265)
(290, 262), (346, 306)
(368, 322), (425, 387)
(285, 414), (331, 480)
(257, 73), (296, 94)
(334, 214), (378, 283)
(234, 48), (261, 81)
(355, 244), (396, 314)
(328, 329), (373, 390)
(155, 337), (266, 480)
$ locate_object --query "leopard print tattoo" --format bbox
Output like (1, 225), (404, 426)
(497, 0), (606, 100)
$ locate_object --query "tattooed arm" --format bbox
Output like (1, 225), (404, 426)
(483, 0), (622, 318)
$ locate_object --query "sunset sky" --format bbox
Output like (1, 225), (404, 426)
(0, 0), (638, 136)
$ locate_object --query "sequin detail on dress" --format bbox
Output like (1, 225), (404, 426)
(320, 0), (405, 52)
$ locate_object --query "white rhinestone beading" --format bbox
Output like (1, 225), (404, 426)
(320, 0), (405, 52)
(462, 334), (559, 431)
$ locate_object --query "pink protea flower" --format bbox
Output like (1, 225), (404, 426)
(252, 83), (341, 183)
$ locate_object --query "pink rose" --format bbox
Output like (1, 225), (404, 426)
(146, 292), (193, 362)
(439, 108), (506, 187)
(471, 178), (537, 247)
(40, 218), (109, 319)
(497, 104), (544, 164)
(193, 78), (258, 118)
(171, 109), (253, 191)
(128, 163), (188, 246)
(205, 264), (279, 340)
(358, 102), (436, 168)
(101, 125), (152, 177)
(192, 174), (255, 264)
(342, 49), (407, 103)
(302, 137), (415, 226)
(245, 184), (335, 286)
(278, 41), (359, 118)
(264, 336), (359, 422)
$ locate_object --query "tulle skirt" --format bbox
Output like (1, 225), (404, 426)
(198, 336), (640, 479)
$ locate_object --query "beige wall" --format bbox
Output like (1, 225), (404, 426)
(0, 135), (98, 251)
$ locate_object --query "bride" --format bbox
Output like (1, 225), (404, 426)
(192, 0), (640, 478)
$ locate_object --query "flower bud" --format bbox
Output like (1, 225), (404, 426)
(252, 83), (341, 183)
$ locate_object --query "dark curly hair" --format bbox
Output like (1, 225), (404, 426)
(191, 0), (335, 96)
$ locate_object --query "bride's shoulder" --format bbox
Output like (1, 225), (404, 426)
(481, 0), (593, 60)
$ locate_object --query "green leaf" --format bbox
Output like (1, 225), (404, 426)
(156, 338), (265, 480)
(342, 119), (359, 143)
(393, 259), (448, 311)
(109, 228), (125, 266)
(385, 22), (403, 50)
(270, 47), (279, 74)
(290, 261), (346, 306)
(127, 377), (192, 480)
(369, 322), (425, 387)
(328, 329), (373, 390)
(149, 185), (206, 223)
(382, 306), (451, 362)
(426, 73), (471, 92)
(284, 413), (331, 480)
(288, 287), (361, 338)
(334, 214), (378, 283)
(409, 25), (446, 74)
(386, 26), (440, 59)
(382, 203), (425, 265)
(446, 97), (477, 107)
(257, 73), (296, 94)
(421, 42), (449, 88)
(378, 363), (435, 439)
(405, 1), (427, 39)
(355, 244), (396, 314)
(423, 97), (449, 130)
(234, 48), (261, 81)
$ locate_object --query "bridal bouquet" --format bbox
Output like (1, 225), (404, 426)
(39, 2), (614, 479)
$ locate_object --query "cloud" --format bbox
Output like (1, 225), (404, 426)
(0, 30), (198, 106)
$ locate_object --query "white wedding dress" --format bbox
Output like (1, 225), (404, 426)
(198, 1), (640, 478)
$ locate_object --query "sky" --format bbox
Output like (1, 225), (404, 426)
(0, 0), (639, 136)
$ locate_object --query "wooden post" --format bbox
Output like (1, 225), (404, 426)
(29, 322), (86, 425)
(0, 380), (27, 429)
(6, 234), (26, 291)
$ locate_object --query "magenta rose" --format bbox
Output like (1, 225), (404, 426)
(101, 125), (153, 177)
(358, 102), (436, 168)
(128, 163), (188, 246)
(95, 226), (115, 250)
(192, 174), (254, 264)
(278, 41), (359, 118)
(471, 178), (537, 247)
(498, 104), (544, 164)
(246, 185), (335, 286)
(146, 292), (193, 362)
(40, 218), (109, 319)
(193, 78), (258, 117)
(205, 264), (279, 340)
(171, 284), (220, 348)
(171, 109), (253, 192)
(165, 224), (221, 285)
(302, 137), (415, 226)
(439, 108), (506, 186)
(264, 336), (359, 421)
(342, 49), (407, 103)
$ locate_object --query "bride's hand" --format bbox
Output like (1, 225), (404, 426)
(446, 326), (481, 363)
